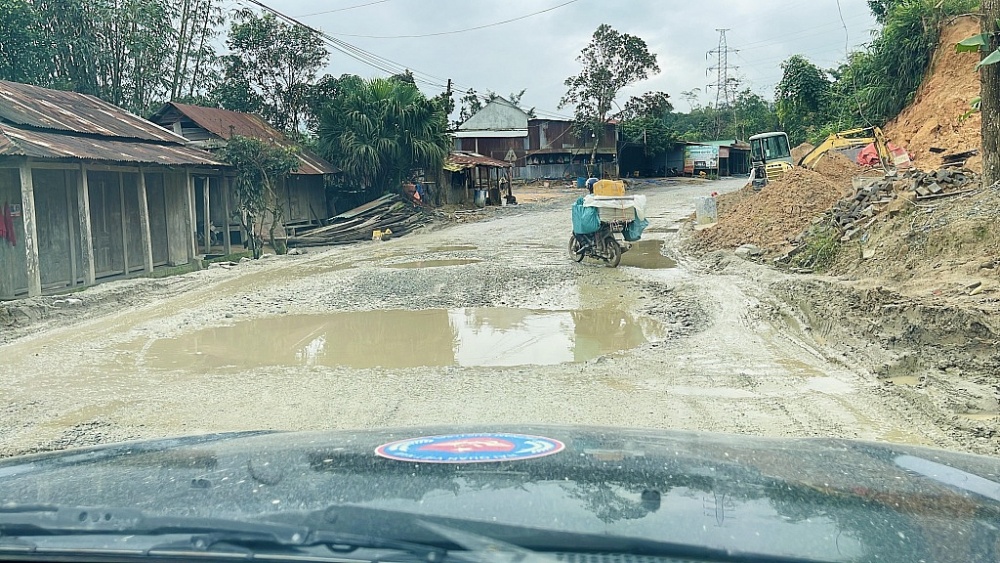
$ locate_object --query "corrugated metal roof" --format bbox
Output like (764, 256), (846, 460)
(444, 151), (512, 171)
(152, 102), (338, 175)
(0, 80), (185, 143)
(0, 123), (224, 166)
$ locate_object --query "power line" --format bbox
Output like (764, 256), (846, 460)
(730, 13), (872, 51)
(242, 0), (449, 89)
(323, 0), (581, 39)
(239, 0), (572, 120)
(295, 0), (394, 18)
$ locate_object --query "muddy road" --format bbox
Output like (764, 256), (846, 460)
(0, 179), (980, 457)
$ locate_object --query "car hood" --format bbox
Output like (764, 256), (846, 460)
(1, 425), (999, 562)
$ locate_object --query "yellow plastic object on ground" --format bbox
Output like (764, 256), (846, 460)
(593, 179), (626, 196)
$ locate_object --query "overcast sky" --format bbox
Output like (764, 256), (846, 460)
(247, 0), (879, 118)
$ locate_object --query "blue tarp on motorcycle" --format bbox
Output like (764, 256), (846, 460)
(624, 210), (649, 241)
(572, 197), (600, 234)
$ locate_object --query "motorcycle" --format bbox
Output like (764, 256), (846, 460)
(569, 193), (648, 268)
(568, 222), (630, 268)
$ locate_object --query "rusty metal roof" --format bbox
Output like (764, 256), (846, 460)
(0, 123), (224, 166)
(444, 151), (512, 171)
(0, 80), (186, 143)
(153, 102), (338, 175)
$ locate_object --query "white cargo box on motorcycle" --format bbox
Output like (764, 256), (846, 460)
(582, 194), (648, 223)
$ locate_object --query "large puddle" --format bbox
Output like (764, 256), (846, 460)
(142, 308), (663, 370)
(387, 259), (481, 269)
(620, 240), (677, 269)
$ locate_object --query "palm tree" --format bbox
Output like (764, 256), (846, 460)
(317, 77), (450, 200)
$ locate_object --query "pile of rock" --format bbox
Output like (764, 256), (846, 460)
(903, 167), (978, 197)
(831, 168), (979, 241)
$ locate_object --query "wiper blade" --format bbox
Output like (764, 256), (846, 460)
(0, 504), (447, 561)
(314, 505), (842, 563)
(419, 521), (559, 563)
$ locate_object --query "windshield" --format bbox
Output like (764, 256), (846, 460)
(751, 133), (791, 162)
(1, 3), (997, 563)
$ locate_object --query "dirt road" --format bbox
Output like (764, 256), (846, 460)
(0, 179), (980, 457)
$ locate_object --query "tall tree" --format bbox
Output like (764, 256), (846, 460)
(102, 0), (176, 115)
(559, 24), (659, 170)
(731, 89), (779, 141)
(317, 77), (450, 200)
(31, 0), (103, 95)
(0, 0), (47, 84)
(775, 55), (831, 144)
(216, 9), (328, 132)
(25, 0), (187, 115)
(982, 0), (1000, 188)
(169, 0), (223, 101)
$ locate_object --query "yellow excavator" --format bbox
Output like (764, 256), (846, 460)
(797, 126), (909, 170)
(748, 127), (911, 189)
(748, 131), (794, 189)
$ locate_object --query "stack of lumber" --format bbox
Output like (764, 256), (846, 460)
(287, 194), (430, 247)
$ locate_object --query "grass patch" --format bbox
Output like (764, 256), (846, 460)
(148, 262), (202, 279)
(791, 225), (841, 271)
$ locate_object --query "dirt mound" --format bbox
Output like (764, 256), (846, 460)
(791, 143), (815, 165)
(884, 15), (983, 171)
(694, 168), (852, 254)
(812, 152), (862, 185)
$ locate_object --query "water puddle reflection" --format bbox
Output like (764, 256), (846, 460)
(620, 240), (677, 269)
(387, 259), (481, 269)
(427, 245), (478, 252)
(143, 308), (663, 370)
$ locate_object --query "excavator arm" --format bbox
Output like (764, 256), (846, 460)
(797, 127), (887, 168)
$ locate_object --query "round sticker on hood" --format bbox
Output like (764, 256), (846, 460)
(375, 433), (565, 463)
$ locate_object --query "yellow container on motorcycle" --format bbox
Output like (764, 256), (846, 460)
(592, 180), (626, 196)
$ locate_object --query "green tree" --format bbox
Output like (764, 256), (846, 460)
(457, 88), (483, 125)
(317, 77), (450, 201)
(617, 91), (676, 160)
(0, 0), (48, 84)
(559, 24), (659, 171)
(867, 0), (902, 23)
(775, 55), (832, 144)
(101, 0), (176, 115)
(820, 0), (978, 131)
(1, 0), (224, 114)
(31, 0), (104, 95)
(216, 9), (328, 132)
(732, 89), (779, 141)
(221, 135), (299, 258)
(617, 91), (673, 121)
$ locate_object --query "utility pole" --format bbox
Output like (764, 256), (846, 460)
(708, 29), (739, 139)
